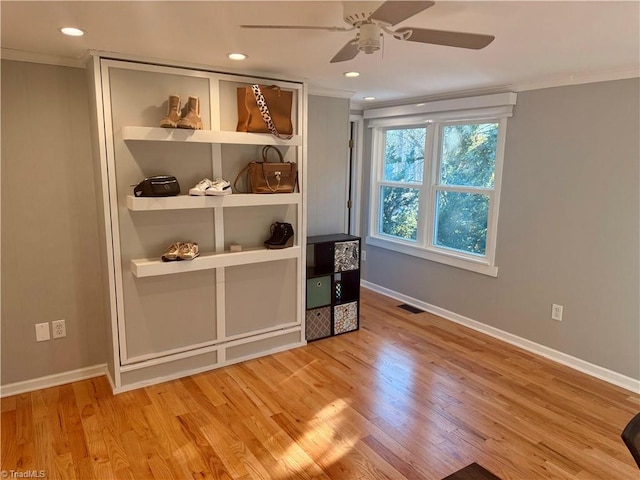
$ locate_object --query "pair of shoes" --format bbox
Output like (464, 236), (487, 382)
(161, 242), (199, 261)
(160, 95), (203, 130)
(189, 178), (231, 196)
(264, 222), (294, 249)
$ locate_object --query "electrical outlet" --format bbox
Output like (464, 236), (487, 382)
(551, 304), (563, 321)
(52, 319), (66, 339)
(35, 323), (50, 342)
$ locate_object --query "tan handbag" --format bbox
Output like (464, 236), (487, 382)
(234, 146), (298, 194)
(236, 85), (293, 139)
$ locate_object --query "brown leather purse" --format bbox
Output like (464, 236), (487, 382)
(236, 85), (293, 139)
(234, 146), (298, 194)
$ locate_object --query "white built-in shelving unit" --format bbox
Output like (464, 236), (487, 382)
(88, 55), (306, 393)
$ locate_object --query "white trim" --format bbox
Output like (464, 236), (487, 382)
(112, 341), (304, 394)
(349, 114), (364, 237)
(366, 236), (499, 277)
(308, 85), (355, 99)
(368, 110), (507, 277)
(512, 66), (639, 93)
(0, 48), (85, 68)
(121, 323), (301, 367)
(364, 93), (517, 120)
(0, 365), (107, 398)
(361, 281), (640, 394)
(86, 56), (122, 387)
(88, 50), (307, 85)
(367, 105), (514, 128)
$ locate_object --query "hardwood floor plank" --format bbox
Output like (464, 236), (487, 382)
(1, 410), (18, 468)
(2, 288), (639, 479)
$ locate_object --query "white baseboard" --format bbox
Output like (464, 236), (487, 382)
(0, 364), (107, 397)
(362, 281), (640, 394)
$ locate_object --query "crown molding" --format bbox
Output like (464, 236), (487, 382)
(308, 85), (355, 99)
(511, 65), (640, 92)
(0, 48), (85, 68)
(355, 66), (639, 111)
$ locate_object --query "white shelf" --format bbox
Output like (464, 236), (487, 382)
(131, 246), (301, 278)
(122, 126), (302, 146)
(127, 193), (301, 211)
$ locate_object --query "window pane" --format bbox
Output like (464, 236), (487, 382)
(440, 123), (498, 188)
(380, 186), (419, 241)
(434, 191), (489, 255)
(383, 128), (426, 183)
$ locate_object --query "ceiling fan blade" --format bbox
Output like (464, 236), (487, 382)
(330, 38), (360, 63)
(370, 1), (435, 26)
(240, 25), (353, 32)
(396, 27), (495, 49)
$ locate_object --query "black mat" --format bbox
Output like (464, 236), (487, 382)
(442, 463), (501, 480)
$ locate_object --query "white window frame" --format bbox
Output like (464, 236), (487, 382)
(365, 93), (516, 277)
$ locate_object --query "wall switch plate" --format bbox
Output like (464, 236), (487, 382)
(362, 250), (366, 262)
(551, 304), (563, 321)
(35, 322), (50, 342)
(52, 319), (66, 338)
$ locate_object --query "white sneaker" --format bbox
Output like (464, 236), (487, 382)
(189, 178), (214, 196)
(205, 178), (232, 196)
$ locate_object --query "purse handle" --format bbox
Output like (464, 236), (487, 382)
(262, 145), (284, 163)
(251, 85), (294, 140)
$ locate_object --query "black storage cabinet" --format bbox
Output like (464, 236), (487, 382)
(305, 234), (360, 341)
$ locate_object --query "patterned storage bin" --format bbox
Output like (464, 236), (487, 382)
(334, 240), (359, 272)
(305, 307), (331, 341)
(334, 301), (358, 334)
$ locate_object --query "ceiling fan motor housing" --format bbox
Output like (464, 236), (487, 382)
(342, 1), (380, 25)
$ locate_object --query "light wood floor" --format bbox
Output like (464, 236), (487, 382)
(2, 289), (639, 479)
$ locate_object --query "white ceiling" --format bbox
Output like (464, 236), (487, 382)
(1, 1), (638, 107)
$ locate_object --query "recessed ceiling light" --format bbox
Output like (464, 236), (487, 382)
(60, 27), (85, 37)
(416, 103), (426, 107)
(228, 53), (248, 61)
(344, 71), (360, 78)
(363, 96), (376, 101)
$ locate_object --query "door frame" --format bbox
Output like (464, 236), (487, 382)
(349, 113), (364, 236)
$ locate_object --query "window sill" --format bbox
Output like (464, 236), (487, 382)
(366, 235), (498, 277)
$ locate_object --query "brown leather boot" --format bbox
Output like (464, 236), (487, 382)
(160, 95), (181, 128)
(177, 96), (203, 130)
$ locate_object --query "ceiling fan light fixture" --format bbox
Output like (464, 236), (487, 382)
(227, 53), (248, 61)
(363, 96), (376, 101)
(358, 23), (381, 54)
(344, 71), (360, 78)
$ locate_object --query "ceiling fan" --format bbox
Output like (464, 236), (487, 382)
(240, 1), (495, 63)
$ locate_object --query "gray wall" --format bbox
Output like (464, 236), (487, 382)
(362, 78), (640, 380)
(1, 60), (107, 385)
(0, 66), (352, 385)
(307, 95), (350, 236)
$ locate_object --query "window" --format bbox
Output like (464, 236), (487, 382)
(366, 93), (515, 276)
(379, 127), (425, 241)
